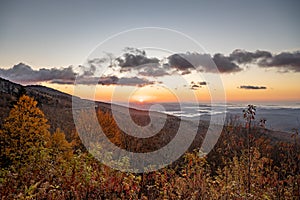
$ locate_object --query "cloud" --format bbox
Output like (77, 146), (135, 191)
(138, 63), (170, 77)
(58, 75), (155, 87)
(198, 81), (207, 85)
(116, 48), (159, 70)
(116, 77), (155, 87)
(258, 51), (300, 72)
(190, 84), (201, 90)
(168, 53), (194, 73)
(0, 63), (76, 84)
(2, 49), (299, 88)
(189, 81), (207, 90)
(87, 49), (300, 77)
(229, 49), (272, 64)
(168, 53), (215, 74)
(212, 54), (242, 73)
(51, 79), (76, 85)
(79, 64), (96, 76)
(165, 50), (300, 74)
(229, 49), (300, 72)
(0, 63), (156, 87)
(57, 75), (155, 87)
(239, 85), (267, 90)
(191, 81), (207, 85)
(167, 52), (242, 74)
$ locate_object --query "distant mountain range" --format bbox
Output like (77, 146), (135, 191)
(0, 77), (210, 156)
(0, 78), (296, 151)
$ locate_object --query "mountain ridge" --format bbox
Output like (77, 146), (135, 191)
(0, 78), (296, 148)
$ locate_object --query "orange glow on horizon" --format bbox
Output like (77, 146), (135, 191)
(42, 80), (300, 104)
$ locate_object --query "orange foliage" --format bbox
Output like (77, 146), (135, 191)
(0, 95), (50, 167)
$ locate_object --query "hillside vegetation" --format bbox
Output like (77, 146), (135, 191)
(0, 94), (300, 199)
(0, 79), (299, 199)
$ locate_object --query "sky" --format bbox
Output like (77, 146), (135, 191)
(0, 0), (300, 103)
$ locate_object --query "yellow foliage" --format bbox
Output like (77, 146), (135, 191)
(97, 110), (122, 147)
(0, 95), (50, 166)
(49, 128), (73, 160)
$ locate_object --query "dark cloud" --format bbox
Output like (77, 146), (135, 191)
(0, 63), (156, 87)
(229, 49), (272, 64)
(66, 75), (155, 87)
(117, 77), (155, 87)
(190, 81), (206, 90)
(168, 53), (215, 74)
(168, 53), (194, 73)
(191, 81), (207, 85)
(180, 71), (191, 75)
(168, 52), (242, 74)
(138, 63), (170, 77)
(258, 51), (300, 72)
(198, 81), (207, 85)
(160, 49), (300, 74)
(213, 54), (242, 73)
(117, 48), (159, 70)
(229, 50), (300, 72)
(88, 49), (300, 76)
(190, 84), (201, 90)
(0, 63), (76, 84)
(51, 79), (76, 85)
(239, 85), (267, 90)
(79, 64), (96, 76)
(2, 49), (299, 88)
(97, 75), (118, 85)
(62, 75), (155, 87)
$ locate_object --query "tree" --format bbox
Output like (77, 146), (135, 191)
(48, 128), (73, 161)
(243, 104), (256, 193)
(0, 95), (50, 167)
(97, 110), (122, 147)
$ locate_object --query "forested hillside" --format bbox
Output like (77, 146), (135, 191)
(0, 78), (299, 199)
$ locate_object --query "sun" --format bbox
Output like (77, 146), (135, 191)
(130, 93), (156, 103)
(138, 98), (144, 103)
(132, 95), (149, 103)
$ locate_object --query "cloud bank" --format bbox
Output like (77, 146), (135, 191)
(257, 51), (300, 72)
(165, 50), (300, 74)
(0, 49), (299, 88)
(0, 63), (76, 84)
(0, 63), (156, 87)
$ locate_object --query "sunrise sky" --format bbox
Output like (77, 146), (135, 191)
(0, 0), (299, 103)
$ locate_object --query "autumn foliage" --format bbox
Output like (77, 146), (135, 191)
(0, 97), (299, 199)
(0, 95), (50, 168)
